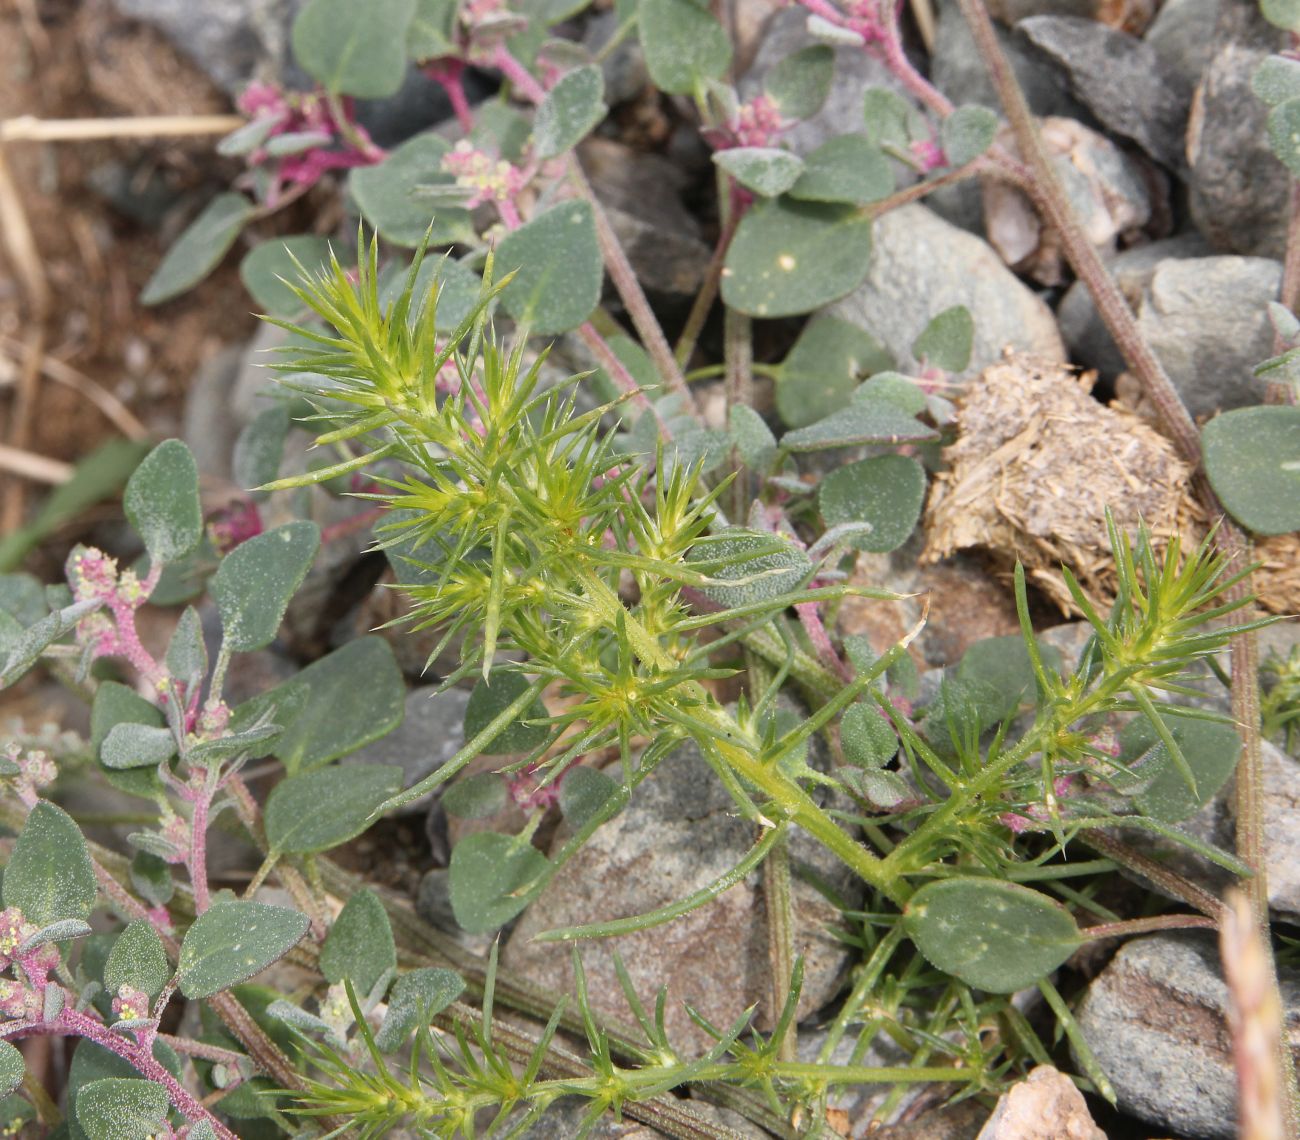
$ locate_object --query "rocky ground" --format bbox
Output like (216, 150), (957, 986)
(2, 1), (1300, 1138)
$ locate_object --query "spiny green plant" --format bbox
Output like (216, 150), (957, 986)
(259, 240), (1268, 1133)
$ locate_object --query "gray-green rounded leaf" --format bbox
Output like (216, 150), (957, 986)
(1122, 710), (1242, 824)
(1253, 55), (1300, 107)
(788, 135), (893, 205)
(75, 1078), (169, 1140)
(728, 403), (777, 471)
(688, 529), (812, 608)
(100, 722), (177, 771)
(320, 889), (396, 996)
(819, 455), (927, 553)
(141, 193), (254, 306)
(350, 134), (473, 248)
(912, 305), (974, 373)
(443, 772), (510, 819)
(764, 44), (834, 120)
(449, 832), (550, 933)
(496, 200), (602, 334)
(375, 967), (465, 1051)
(904, 878), (1081, 992)
(265, 765), (404, 854)
(104, 920), (171, 1002)
(558, 765), (620, 828)
(713, 147), (805, 198)
(722, 198), (873, 319)
(4, 801), (97, 927)
(782, 403), (937, 452)
(534, 65), (607, 159)
(211, 521), (320, 653)
(178, 900), (310, 999)
(292, 0), (416, 97)
(1202, 405), (1300, 535)
(270, 636), (406, 775)
(0, 1043), (24, 1099)
(1267, 98), (1300, 176)
(464, 671), (550, 755)
(408, 0), (457, 59)
(239, 236), (333, 317)
(1262, 0), (1300, 32)
(639, 0), (732, 95)
(941, 105), (999, 167)
(124, 440), (202, 566)
(840, 703), (898, 769)
(776, 315), (894, 429)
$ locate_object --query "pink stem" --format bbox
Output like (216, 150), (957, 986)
(491, 45), (547, 104)
(3, 1007), (241, 1140)
(879, 0), (954, 118)
(187, 787), (213, 914)
(796, 601), (852, 682)
(428, 61), (476, 133)
(497, 197), (522, 231)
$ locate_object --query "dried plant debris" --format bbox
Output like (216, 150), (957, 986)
(924, 353), (1300, 615)
(924, 353), (1195, 613)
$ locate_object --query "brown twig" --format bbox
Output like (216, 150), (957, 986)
(0, 336), (149, 440)
(0, 444), (73, 485)
(567, 160), (694, 406)
(0, 114), (245, 143)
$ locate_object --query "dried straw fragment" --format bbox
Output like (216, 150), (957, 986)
(923, 352), (1198, 614)
(923, 352), (1300, 615)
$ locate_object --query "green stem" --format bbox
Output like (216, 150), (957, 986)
(575, 566), (902, 903)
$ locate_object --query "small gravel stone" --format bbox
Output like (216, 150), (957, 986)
(1188, 43), (1292, 257)
(975, 1065), (1105, 1140)
(343, 686), (471, 816)
(1019, 15), (1189, 169)
(502, 739), (862, 1054)
(1076, 933), (1300, 1138)
(824, 205), (1065, 380)
(1135, 255), (1280, 417)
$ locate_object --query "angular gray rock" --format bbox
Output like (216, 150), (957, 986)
(1019, 15), (1189, 169)
(1144, 0), (1221, 103)
(931, 0), (1082, 120)
(343, 685), (471, 816)
(1135, 255), (1280, 417)
(1188, 43), (1292, 257)
(1077, 933), (1300, 1138)
(1055, 233), (1211, 380)
(824, 204), (1065, 378)
(502, 741), (863, 1055)
(113, 0), (301, 95)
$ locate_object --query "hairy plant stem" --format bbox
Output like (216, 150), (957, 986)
(1080, 832), (1222, 918)
(724, 305), (753, 520)
(567, 161), (693, 404)
(954, 0), (1297, 1123)
(4, 1008), (240, 1140)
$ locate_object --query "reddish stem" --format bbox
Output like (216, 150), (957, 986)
(427, 60), (476, 133)
(492, 45), (547, 104)
(3, 1007), (240, 1140)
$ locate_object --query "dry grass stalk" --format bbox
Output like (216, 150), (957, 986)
(1221, 889), (1290, 1140)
